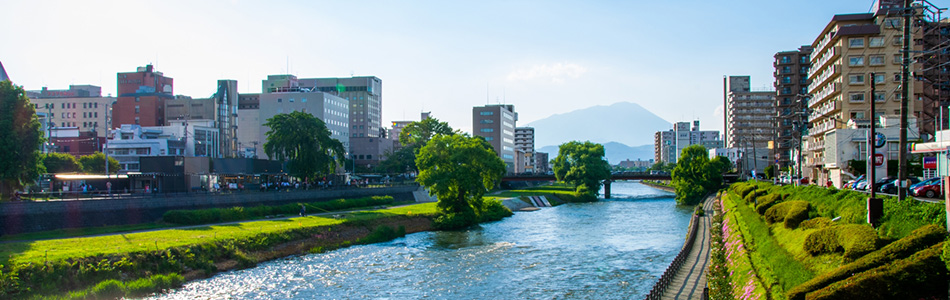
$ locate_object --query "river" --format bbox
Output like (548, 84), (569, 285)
(146, 182), (690, 300)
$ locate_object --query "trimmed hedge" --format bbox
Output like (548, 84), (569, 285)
(802, 224), (878, 261)
(743, 188), (768, 203)
(787, 224), (947, 300)
(163, 196), (395, 225)
(806, 243), (948, 300)
(764, 200), (810, 229)
(800, 217), (834, 230)
(754, 193), (784, 215)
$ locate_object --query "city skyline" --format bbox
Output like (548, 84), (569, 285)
(1, 0), (910, 136)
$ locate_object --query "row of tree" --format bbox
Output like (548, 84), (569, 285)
(41, 152), (119, 174)
(670, 144), (730, 205)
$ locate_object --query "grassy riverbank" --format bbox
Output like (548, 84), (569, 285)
(486, 183), (597, 205)
(711, 181), (948, 299)
(0, 202), (440, 299)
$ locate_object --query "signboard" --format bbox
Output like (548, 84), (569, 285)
(924, 156), (937, 169)
(874, 153), (885, 167)
(874, 133), (886, 148)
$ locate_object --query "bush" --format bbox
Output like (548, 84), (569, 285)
(479, 200), (513, 222)
(764, 200), (809, 229)
(358, 225), (407, 244)
(800, 217), (834, 229)
(163, 196), (395, 225)
(433, 211), (478, 230)
(806, 243), (948, 300)
(88, 279), (125, 299)
(754, 193), (784, 215)
(743, 188), (768, 203)
(803, 224), (878, 261)
(787, 225), (947, 300)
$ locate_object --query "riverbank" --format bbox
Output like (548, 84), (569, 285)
(640, 180), (674, 193)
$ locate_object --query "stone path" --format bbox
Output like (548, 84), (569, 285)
(660, 195), (714, 300)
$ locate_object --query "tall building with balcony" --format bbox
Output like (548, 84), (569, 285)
(654, 130), (675, 163)
(514, 127), (535, 174)
(725, 76), (775, 174)
(805, 4), (924, 186)
(773, 46), (813, 172)
(655, 120), (721, 164)
(473, 104), (517, 173)
(113, 65), (174, 128)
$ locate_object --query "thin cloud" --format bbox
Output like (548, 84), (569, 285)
(506, 63), (587, 83)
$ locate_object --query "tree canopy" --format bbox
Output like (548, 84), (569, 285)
(671, 145), (724, 205)
(552, 141), (611, 197)
(43, 153), (81, 173)
(78, 152), (120, 174)
(0, 81), (44, 200)
(263, 111), (346, 180)
(415, 134), (506, 224)
(379, 117), (454, 174)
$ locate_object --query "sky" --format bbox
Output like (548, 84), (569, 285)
(1, 0), (934, 138)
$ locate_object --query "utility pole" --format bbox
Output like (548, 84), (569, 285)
(898, 0), (912, 201)
(870, 72), (878, 199)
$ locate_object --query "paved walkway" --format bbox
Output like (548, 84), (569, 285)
(661, 195), (714, 300)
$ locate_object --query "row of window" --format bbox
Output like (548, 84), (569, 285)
(848, 36), (890, 48)
(848, 54), (901, 67)
(847, 72), (903, 85)
(847, 91), (902, 102)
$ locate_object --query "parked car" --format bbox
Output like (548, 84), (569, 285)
(911, 177), (941, 190)
(853, 178), (870, 190)
(878, 177), (920, 194)
(912, 182), (944, 198)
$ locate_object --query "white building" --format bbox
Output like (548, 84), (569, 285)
(105, 122), (219, 172)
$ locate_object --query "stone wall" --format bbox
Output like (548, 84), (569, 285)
(0, 186), (418, 235)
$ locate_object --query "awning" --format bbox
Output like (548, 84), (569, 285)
(911, 141), (950, 154)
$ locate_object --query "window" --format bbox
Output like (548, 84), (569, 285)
(869, 55), (885, 66)
(849, 74), (865, 84)
(277, 98), (282, 102)
(782, 66), (791, 73)
(479, 111), (493, 116)
(869, 37), (885, 47)
(480, 128), (494, 132)
(61, 103), (65, 109)
(893, 35), (902, 45)
(480, 119), (494, 124)
(302, 98), (307, 103)
(849, 56), (864, 66)
(134, 117), (140, 125)
(781, 56), (790, 64)
(289, 98), (294, 102)
(848, 38), (864, 48)
(94, 103), (97, 108)
(849, 92), (865, 102)
(874, 92), (886, 102)
(83, 103), (87, 109)
(94, 112), (97, 118)
(135, 105), (140, 113)
(484, 137), (494, 141)
(873, 74), (885, 83)
(850, 111), (866, 120)
(782, 76), (791, 84)
(782, 87), (792, 94)
(83, 112), (87, 118)
(885, 18), (901, 29)
(893, 73), (901, 82)
(135, 97), (140, 102)
(893, 54), (901, 64)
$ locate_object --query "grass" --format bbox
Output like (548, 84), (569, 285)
(485, 183), (582, 205)
(0, 202), (439, 266)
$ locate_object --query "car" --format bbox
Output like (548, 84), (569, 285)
(867, 176), (897, 192)
(854, 178), (869, 190)
(911, 177), (941, 190)
(912, 182), (943, 198)
(878, 177), (920, 194)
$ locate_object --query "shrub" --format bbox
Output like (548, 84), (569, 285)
(806, 243), (948, 300)
(433, 211), (478, 230)
(787, 225), (947, 300)
(800, 217), (834, 229)
(743, 188), (768, 203)
(163, 196), (395, 225)
(764, 200), (809, 229)
(478, 200), (513, 222)
(803, 224), (878, 261)
(358, 225), (407, 244)
(88, 279), (125, 299)
(755, 193), (783, 215)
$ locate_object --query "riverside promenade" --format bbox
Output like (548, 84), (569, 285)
(646, 194), (714, 300)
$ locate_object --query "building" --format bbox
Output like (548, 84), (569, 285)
(805, 4), (924, 186)
(390, 112), (431, 149)
(164, 80), (241, 158)
(655, 120), (722, 164)
(514, 127), (535, 174)
(105, 124), (190, 172)
(473, 104), (518, 173)
(113, 65), (174, 128)
(916, 13), (950, 140)
(0, 60), (9, 82)
(725, 76), (775, 175)
(535, 152), (550, 174)
(236, 75), (350, 162)
(616, 159), (653, 170)
(27, 85), (116, 140)
(773, 46), (813, 172)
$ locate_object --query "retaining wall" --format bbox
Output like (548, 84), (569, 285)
(0, 186), (418, 235)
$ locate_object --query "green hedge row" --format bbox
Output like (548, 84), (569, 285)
(754, 192), (785, 215)
(163, 196), (395, 225)
(802, 224), (878, 261)
(787, 224), (947, 300)
(806, 243), (948, 300)
(800, 217), (834, 230)
(764, 200), (809, 229)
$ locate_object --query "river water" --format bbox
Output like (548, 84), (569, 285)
(146, 182), (690, 300)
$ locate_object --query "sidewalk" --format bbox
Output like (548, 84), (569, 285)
(661, 195), (713, 300)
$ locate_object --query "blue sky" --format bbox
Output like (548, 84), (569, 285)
(1, 0), (931, 139)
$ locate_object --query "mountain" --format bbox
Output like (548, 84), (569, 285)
(538, 142), (654, 165)
(524, 102), (670, 150)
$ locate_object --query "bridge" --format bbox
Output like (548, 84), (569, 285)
(502, 172), (673, 199)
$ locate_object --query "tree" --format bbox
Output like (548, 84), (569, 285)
(78, 152), (120, 174)
(416, 134), (506, 225)
(552, 141), (611, 196)
(43, 152), (82, 173)
(399, 117), (454, 147)
(380, 117), (454, 174)
(711, 155), (733, 174)
(764, 164), (777, 180)
(263, 111), (346, 180)
(0, 81), (44, 200)
(671, 145), (723, 205)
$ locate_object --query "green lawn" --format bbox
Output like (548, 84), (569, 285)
(0, 202), (439, 265)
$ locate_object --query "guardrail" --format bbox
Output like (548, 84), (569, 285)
(644, 212), (700, 300)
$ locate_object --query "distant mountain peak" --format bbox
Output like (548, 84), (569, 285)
(525, 101), (670, 149)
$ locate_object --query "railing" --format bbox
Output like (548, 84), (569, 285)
(644, 212), (701, 300)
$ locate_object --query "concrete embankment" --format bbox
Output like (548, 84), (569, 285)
(641, 180), (675, 193)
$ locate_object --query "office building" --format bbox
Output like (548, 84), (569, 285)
(113, 65), (174, 128)
(27, 85), (115, 139)
(655, 120), (722, 164)
(473, 104), (518, 173)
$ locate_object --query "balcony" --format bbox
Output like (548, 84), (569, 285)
(808, 101), (838, 122)
(809, 64), (841, 89)
(809, 83), (841, 108)
(808, 46), (841, 79)
(808, 120), (837, 137)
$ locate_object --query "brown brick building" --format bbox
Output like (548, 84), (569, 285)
(112, 65), (174, 128)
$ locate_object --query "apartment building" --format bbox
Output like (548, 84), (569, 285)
(725, 76), (775, 174)
(514, 127), (536, 174)
(113, 65), (174, 128)
(805, 5), (924, 186)
(27, 85), (115, 140)
(655, 120), (721, 164)
(773, 46), (813, 172)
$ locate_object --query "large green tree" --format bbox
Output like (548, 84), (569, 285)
(0, 81), (44, 200)
(671, 145), (724, 205)
(552, 141), (611, 196)
(78, 152), (120, 174)
(43, 152), (82, 173)
(263, 111), (346, 180)
(416, 134), (506, 224)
